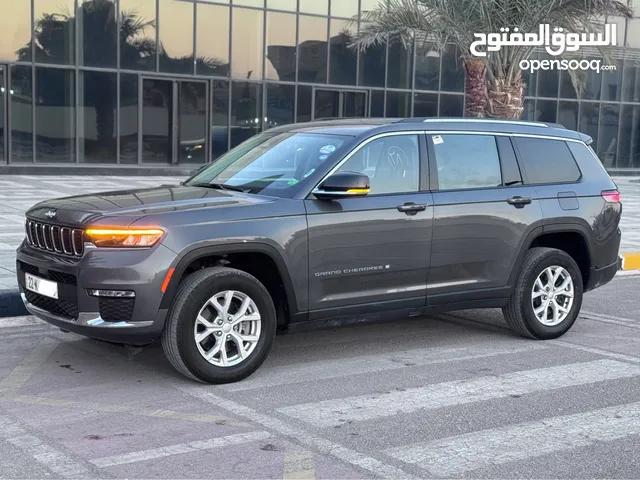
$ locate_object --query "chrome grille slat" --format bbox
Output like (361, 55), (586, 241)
(25, 220), (83, 257)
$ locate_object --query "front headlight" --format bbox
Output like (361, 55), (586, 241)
(85, 228), (165, 248)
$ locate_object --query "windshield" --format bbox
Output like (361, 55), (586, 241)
(185, 132), (352, 196)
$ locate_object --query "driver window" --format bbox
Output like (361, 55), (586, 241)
(337, 135), (420, 195)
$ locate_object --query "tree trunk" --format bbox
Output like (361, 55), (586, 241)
(486, 76), (525, 119)
(463, 56), (487, 118)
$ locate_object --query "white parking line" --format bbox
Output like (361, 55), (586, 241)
(0, 316), (45, 329)
(90, 431), (272, 468)
(277, 359), (640, 428)
(0, 339), (59, 397)
(386, 401), (640, 476)
(178, 385), (418, 480)
(224, 342), (547, 391)
(0, 416), (92, 478)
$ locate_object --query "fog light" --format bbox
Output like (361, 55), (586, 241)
(88, 289), (136, 298)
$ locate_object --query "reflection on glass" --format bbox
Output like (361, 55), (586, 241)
(232, 8), (264, 80)
(120, 73), (138, 164)
(439, 94), (463, 117)
(522, 53), (538, 97)
(386, 91), (411, 117)
(179, 82), (208, 164)
(142, 78), (173, 163)
(159, 0), (194, 74)
(370, 90), (384, 117)
(298, 15), (328, 83)
(535, 99), (557, 122)
(559, 71), (578, 99)
(387, 42), (413, 89)
(35, 68), (75, 163)
(329, 19), (357, 85)
(522, 99), (535, 120)
(360, 0), (386, 16)
(79, 71), (117, 163)
(297, 85), (312, 123)
(582, 64), (602, 100)
(0, 68), (4, 163)
(602, 60), (623, 101)
(537, 57), (559, 97)
(268, 0), (296, 11)
(234, 0), (264, 6)
(415, 44), (440, 91)
(598, 104), (619, 169)
(32, 0), (75, 65)
(628, 19), (640, 48)
(266, 12), (296, 81)
(619, 105), (640, 168)
(0, 2), (30, 62)
(120, 0), (157, 71)
(266, 84), (295, 129)
(211, 80), (229, 160)
(580, 102), (600, 151)
(314, 90), (340, 119)
(196, 3), (230, 76)
(413, 93), (438, 117)
(231, 82), (262, 147)
(300, 0), (328, 15)
(331, 0), (358, 18)
(358, 23), (385, 87)
(558, 101), (578, 130)
(10, 66), (33, 163)
(344, 92), (367, 117)
(622, 60), (640, 102)
(79, 0), (117, 67)
(440, 44), (464, 92)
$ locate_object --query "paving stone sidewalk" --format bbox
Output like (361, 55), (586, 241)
(0, 174), (639, 292)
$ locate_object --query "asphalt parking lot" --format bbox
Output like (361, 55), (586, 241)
(1, 273), (639, 479)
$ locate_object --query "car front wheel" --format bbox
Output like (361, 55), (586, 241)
(162, 267), (276, 383)
(503, 247), (584, 340)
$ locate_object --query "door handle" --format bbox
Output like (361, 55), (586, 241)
(397, 203), (427, 215)
(506, 196), (532, 208)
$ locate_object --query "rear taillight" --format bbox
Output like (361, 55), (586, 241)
(601, 190), (621, 203)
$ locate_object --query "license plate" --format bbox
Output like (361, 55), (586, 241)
(25, 273), (58, 299)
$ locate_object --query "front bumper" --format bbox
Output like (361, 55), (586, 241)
(16, 241), (176, 344)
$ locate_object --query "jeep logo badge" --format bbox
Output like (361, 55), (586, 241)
(44, 210), (57, 218)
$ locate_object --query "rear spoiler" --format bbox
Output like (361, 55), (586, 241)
(578, 133), (593, 145)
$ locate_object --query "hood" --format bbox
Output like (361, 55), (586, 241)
(26, 184), (276, 225)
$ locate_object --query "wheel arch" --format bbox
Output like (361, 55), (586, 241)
(160, 243), (300, 326)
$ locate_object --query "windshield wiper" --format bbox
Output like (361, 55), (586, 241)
(190, 182), (246, 193)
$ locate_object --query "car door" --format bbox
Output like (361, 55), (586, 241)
(426, 132), (544, 305)
(305, 132), (434, 316)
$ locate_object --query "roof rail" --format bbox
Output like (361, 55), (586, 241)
(398, 117), (566, 129)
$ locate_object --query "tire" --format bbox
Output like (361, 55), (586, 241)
(161, 267), (277, 384)
(503, 247), (583, 340)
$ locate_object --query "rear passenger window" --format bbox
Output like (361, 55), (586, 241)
(432, 134), (502, 190)
(514, 137), (581, 184)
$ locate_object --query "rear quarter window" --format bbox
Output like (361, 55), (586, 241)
(514, 137), (581, 184)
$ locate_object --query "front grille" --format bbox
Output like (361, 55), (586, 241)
(98, 297), (135, 322)
(24, 290), (79, 320)
(25, 219), (84, 256)
(18, 261), (77, 286)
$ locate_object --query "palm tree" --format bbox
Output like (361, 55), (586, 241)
(352, 0), (632, 118)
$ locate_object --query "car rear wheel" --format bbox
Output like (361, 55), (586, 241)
(503, 247), (583, 340)
(162, 267), (276, 383)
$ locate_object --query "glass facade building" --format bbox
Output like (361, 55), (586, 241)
(1, 0), (640, 172)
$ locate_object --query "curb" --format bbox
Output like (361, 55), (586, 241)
(620, 252), (640, 271)
(0, 290), (28, 318)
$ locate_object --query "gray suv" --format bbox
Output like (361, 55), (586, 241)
(16, 118), (622, 384)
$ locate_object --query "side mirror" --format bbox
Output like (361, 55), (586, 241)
(313, 172), (370, 200)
